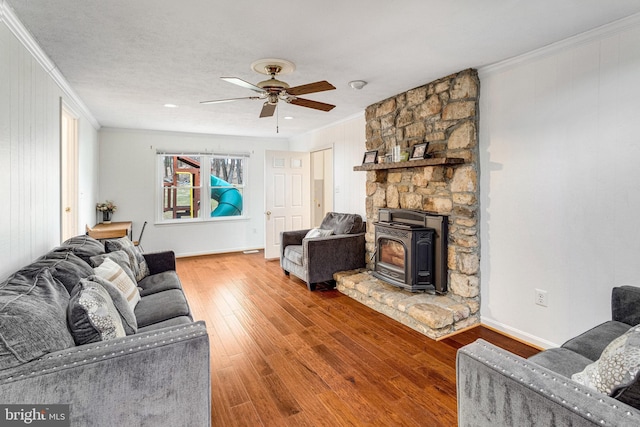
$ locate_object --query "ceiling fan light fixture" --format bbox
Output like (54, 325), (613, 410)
(349, 80), (367, 90)
(257, 77), (290, 90)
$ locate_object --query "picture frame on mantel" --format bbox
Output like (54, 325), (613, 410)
(410, 142), (429, 160)
(362, 150), (378, 164)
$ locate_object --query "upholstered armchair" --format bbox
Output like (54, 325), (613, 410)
(280, 212), (366, 291)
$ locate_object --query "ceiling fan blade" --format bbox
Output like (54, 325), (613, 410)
(260, 103), (277, 118)
(287, 80), (336, 96)
(289, 97), (336, 112)
(221, 77), (265, 93)
(200, 96), (261, 105)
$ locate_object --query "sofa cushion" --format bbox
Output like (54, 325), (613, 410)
(562, 320), (631, 361)
(528, 347), (593, 378)
(20, 251), (93, 294)
(93, 257), (141, 310)
(137, 316), (193, 333)
(284, 245), (304, 266)
(613, 371), (640, 410)
(90, 250), (137, 284)
(134, 289), (190, 328)
(320, 212), (364, 235)
(137, 271), (182, 297)
(68, 278), (126, 345)
(571, 325), (640, 395)
(305, 228), (334, 239)
(0, 269), (75, 369)
(105, 237), (150, 281)
(55, 235), (106, 263)
(88, 275), (138, 335)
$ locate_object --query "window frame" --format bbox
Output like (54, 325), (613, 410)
(156, 152), (249, 224)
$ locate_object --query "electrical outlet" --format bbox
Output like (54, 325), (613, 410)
(535, 289), (548, 307)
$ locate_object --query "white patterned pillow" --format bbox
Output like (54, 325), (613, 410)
(68, 279), (126, 345)
(93, 257), (141, 310)
(90, 250), (136, 284)
(572, 325), (640, 394)
(88, 275), (137, 335)
(304, 228), (334, 239)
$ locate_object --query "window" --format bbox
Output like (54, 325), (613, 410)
(158, 153), (247, 222)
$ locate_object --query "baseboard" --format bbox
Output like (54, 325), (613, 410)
(480, 317), (559, 350)
(175, 247), (264, 258)
(434, 324), (480, 341)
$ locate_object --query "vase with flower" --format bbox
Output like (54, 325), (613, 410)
(96, 200), (117, 224)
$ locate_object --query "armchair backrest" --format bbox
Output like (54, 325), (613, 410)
(319, 212), (365, 235)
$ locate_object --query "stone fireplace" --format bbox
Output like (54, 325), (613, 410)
(337, 69), (481, 339)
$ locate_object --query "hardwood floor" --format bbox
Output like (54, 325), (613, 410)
(177, 251), (539, 426)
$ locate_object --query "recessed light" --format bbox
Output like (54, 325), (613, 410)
(284, 116), (294, 120)
(164, 103), (178, 108)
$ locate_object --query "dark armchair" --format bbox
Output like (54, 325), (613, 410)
(280, 212), (366, 290)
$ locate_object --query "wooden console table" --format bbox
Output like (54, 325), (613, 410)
(87, 221), (132, 240)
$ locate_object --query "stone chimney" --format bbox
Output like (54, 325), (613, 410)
(363, 69), (480, 302)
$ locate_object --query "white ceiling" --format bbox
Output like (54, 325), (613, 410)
(6, 1), (640, 138)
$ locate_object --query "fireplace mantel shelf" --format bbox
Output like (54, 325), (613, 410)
(353, 157), (465, 171)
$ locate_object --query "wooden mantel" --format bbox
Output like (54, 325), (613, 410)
(353, 157), (465, 171)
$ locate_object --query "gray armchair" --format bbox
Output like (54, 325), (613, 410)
(280, 212), (366, 290)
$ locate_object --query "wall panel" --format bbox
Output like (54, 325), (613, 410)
(0, 15), (99, 280)
(479, 17), (640, 348)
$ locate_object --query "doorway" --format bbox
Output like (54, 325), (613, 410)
(60, 104), (79, 242)
(310, 148), (333, 227)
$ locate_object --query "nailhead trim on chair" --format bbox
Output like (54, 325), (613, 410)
(461, 342), (638, 426)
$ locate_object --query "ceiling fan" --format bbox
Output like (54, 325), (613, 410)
(201, 59), (336, 118)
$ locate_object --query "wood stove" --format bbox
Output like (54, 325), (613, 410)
(373, 209), (448, 294)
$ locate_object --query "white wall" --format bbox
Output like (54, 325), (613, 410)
(479, 15), (640, 348)
(289, 113), (366, 218)
(98, 128), (288, 256)
(0, 7), (99, 281)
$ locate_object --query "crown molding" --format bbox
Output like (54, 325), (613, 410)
(0, 1), (100, 129)
(479, 12), (640, 76)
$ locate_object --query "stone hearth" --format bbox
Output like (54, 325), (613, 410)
(335, 270), (479, 340)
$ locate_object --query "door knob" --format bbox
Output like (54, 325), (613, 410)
(265, 211), (271, 219)
(65, 207), (71, 212)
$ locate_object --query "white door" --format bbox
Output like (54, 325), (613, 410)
(264, 151), (311, 259)
(60, 106), (79, 242)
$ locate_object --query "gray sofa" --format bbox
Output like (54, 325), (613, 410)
(0, 235), (210, 426)
(280, 212), (366, 290)
(457, 285), (640, 426)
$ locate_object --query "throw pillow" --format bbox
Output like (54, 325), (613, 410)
(68, 278), (126, 345)
(319, 212), (363, 235)
(0, 269), (75, 370)
(20, 251), (93, 294)
(304, 228), (334, 239)
(105, 237), (150, 281)
(54, 235), (106, 263)
(572, 325), (640, 395)
(93, 257), (141, 310)
(88, 275), (138, 335)
(90, 250), (137, 284)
